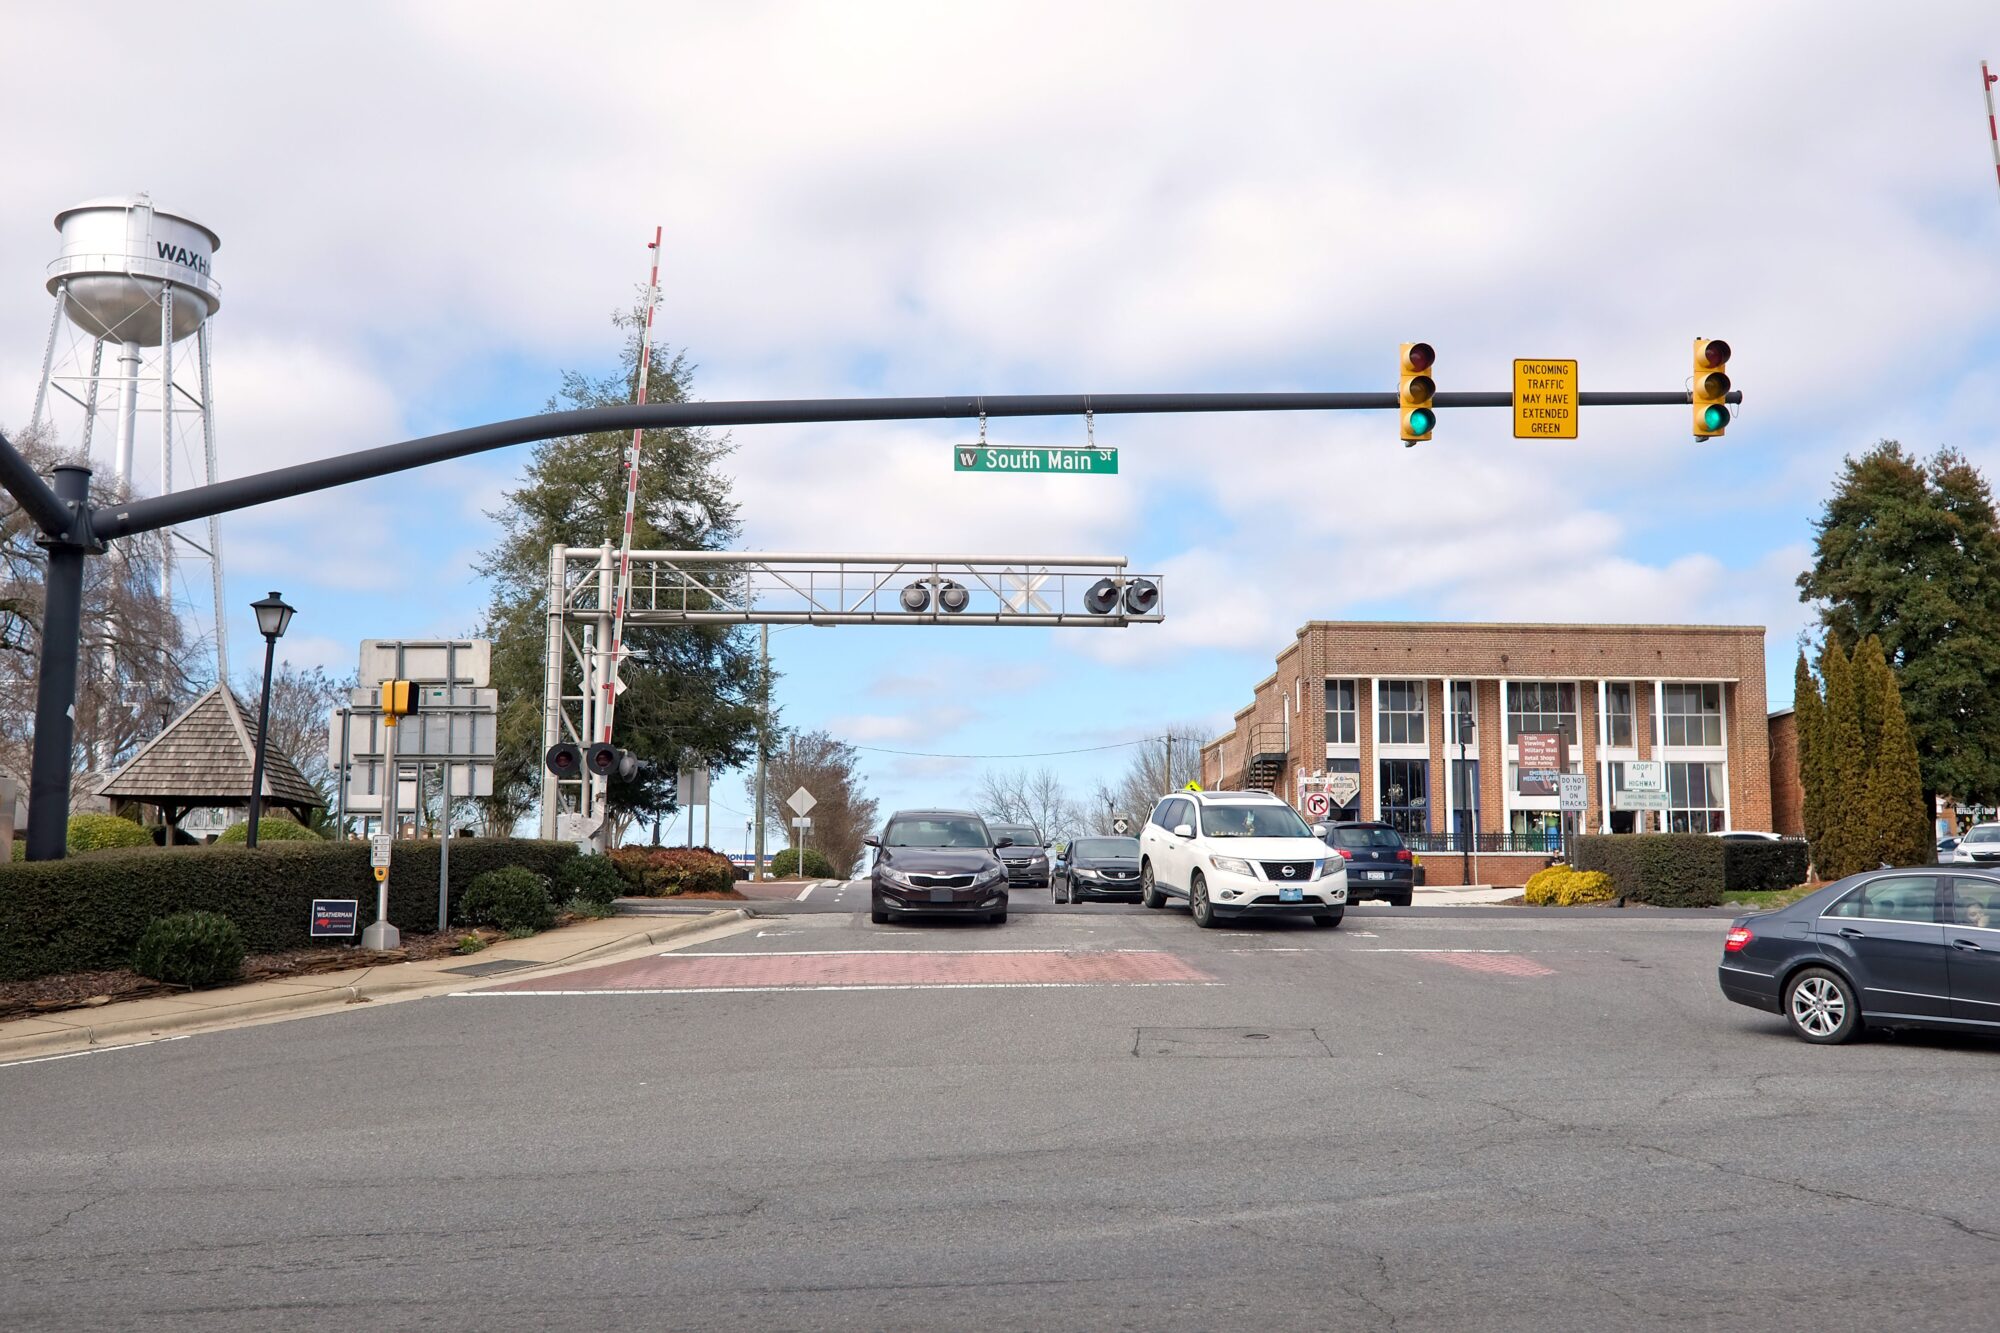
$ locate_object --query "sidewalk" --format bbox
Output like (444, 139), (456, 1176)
(0, 909), (752, 1063)
(1412, 885), (1523, 905)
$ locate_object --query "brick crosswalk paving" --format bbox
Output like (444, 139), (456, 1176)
(1414, 951), (1556, 978)
(474, 948), (1215, 994)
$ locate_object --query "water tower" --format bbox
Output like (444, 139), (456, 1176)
(28, 194), (230, 677)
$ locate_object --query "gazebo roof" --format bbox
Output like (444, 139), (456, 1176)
(97, 685), (322, 815)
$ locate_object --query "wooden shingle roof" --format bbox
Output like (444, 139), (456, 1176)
(97, 685), (323, 813)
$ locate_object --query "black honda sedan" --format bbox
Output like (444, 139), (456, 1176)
(1054, 836), (1142, 902)
(1718, 867), (2000, 1043)
(866, 810), (1013, 925)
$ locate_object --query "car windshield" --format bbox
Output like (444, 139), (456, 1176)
(990, 825), (1040, 846)
(1070, 837), (1139, 858)
(884, 816), (993, 849)
(1332, 826), (1403, 849)
(1966, 827), (2000, 844)
(1199, 803), (1312, 839)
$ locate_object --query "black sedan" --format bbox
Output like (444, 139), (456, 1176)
(1053, 836), (1143, 903)
(1718, 868), (2000, 1043)
(866, 810), (1013, 925)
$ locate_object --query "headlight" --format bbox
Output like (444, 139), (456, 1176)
(974, 865), (1006, 885)
(881, 867), (914, 887)
(1071, 867), (1097, 881)
(1211, 855), (1253, 877)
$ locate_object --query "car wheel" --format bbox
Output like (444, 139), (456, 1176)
(871, 906), (890, 925)
(1140, 862), (1165, 909)
(990, 909), (1008, 925)
(1313, 911), (1344, 928)
(1785, 967), (1861, 1044)
(1190, 872), (1217, 928)
(1390, 891), (1413, 908)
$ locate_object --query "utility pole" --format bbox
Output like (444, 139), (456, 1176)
(752, 623), (769, 879)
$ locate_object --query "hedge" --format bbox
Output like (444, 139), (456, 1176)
(611, 846), (737, 896)
(67, 813), (154, 853)
(1721, 839), (1810, 894)
(1574, 834), (1726, 908)
(217, 818), (323, 843)
(0, 836), (577, 981)
(771, 847), (837, 879)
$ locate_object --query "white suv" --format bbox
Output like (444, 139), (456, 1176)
(1138, 789), (1348, 928)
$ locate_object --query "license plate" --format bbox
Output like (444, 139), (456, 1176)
(930, 889), (954, 903)
(1279, 887), (1303, 902)
(1364, 871), (1387, 881)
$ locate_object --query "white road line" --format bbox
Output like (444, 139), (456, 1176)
(661, 948), (1166, 957)
(0, 1034), (189, 1069)
(795, 882), (818, 901)
(454, 981), (1221, 996)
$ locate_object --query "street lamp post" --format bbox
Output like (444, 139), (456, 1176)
(1456, 712), (1474, 886)
(244, 591), (295, 849)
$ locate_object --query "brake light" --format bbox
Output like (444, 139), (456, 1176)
(1395, 848), (1413, 863)
(1335, 847), (1353, 859)
(1724, 927), (1753, 953)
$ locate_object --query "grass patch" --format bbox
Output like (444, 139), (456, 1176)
(1722, 886), (1819, 912)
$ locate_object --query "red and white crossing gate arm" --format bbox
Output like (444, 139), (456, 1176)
(1985, 61), (2000, 204)
(601, 226), (663, 746)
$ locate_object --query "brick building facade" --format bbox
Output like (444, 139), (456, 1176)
(1200, 622), (1772, 887)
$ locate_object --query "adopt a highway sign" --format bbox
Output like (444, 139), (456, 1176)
(955, 445), (1118, 475)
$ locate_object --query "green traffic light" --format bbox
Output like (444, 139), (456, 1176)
(1409, 407), (1436, 435)
(1702, 404), (1729, 432)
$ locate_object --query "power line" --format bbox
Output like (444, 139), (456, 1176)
(851, 737), (1162, 760)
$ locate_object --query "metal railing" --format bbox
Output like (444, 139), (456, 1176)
(1247, 724), (1287, 759)
(1404, 832), (1568, 855)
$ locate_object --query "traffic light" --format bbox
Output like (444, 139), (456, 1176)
(1399, 342), (1436, 446)
(1692, 338), (1731, 439)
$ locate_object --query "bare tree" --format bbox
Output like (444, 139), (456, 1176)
(236, 662), (353, 830)
(972, 766), (1082, 847)
(749, 729), (878, 876)
(0, 427), (206, 801)
(1090, 726), (1212, 833)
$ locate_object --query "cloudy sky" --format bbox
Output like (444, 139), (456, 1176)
(5, 2), (1999, 839)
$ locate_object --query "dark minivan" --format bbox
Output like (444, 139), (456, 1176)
(1718, 868), (2000, 1043)
(867, 810), (1013, 925)
(1322, 822), (1416, 906)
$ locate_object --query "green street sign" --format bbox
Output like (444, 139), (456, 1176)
(954, 446), (1118, 475)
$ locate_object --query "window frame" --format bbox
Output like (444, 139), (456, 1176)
(1506, 681), (1579, 747)
(1377, 679), (1428, 747)
(1324, 678), (1358, 747)
(1661, 682), (1724, 748)
(1821, 874), (1945, 925)
(1604, 681), (1635, 749)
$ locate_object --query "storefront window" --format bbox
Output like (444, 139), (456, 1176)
(1605, 682), (1634, 749)
(1379, 758), (1429, 837)
(1666, 761), (1726, 832)
(1324, 679), (1357, 746)
(1508, 809), (1565, 851)
(1507, 682), (1577, 745)
(1377, 680), (1427, 746)
(1450, 681), (1476, 747)
(1662, 683), (1723, 747)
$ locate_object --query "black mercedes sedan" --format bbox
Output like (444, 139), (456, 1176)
(1054, 836), (1142, 903)
(866, 809), (1013, 925)
(1718, 867), (2000, 1043)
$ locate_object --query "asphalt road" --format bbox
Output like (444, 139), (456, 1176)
(5, 885), (1998, 1332)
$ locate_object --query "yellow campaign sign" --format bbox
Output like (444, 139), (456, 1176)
(1513, 359), (1578, 439)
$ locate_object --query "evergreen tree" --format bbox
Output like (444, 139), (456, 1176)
(1794, 653), (1826, 864)
(1818, 640), (1865, 879)
(1851, 635), (1887, 777)
(1864, 664), (1931, 868)
(1799, 442), (2000, 805)
(476, 309), (762, 833)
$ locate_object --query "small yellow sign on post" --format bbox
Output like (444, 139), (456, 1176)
(1513, 359), (1578, 439)
(373, 865), (388, 882)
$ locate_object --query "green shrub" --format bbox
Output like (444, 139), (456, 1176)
(608, 847), (650, 890)
(459, 866), (556, 933)
(132, 910), (245, 988)
(556, 854), (628, 907)
(67, 813), (153, 854)
(617, 846), (738, 895)
(217, 818), (322, 843)
(564, 895), (615, 919)
(770, 847), (837, 880)
(455, 934), (486, 955)
(1722, 839), (1811, 894)
(0, 837), (577, 981)
(1575, 834), (1726, 908)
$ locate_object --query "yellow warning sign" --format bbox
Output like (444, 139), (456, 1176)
(373, 866), (388, 882)
(1513, 359), (1578, 439)
(1183, 780), (1203, 792)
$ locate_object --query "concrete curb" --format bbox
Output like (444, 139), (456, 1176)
(0, 910), (748, 1063)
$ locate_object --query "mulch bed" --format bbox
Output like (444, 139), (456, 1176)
(0, 926), (508, 1023)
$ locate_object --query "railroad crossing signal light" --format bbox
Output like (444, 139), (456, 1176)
(1692, 338), (1731, 439)
(585, 743), (640, 781)
(543, 743), (582, 779)
(1399, 342), (1436, 445)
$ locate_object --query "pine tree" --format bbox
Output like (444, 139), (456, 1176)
(1794, 653), (1826, 867)
(1818, 641), (1865, 879)
(1866, 673), (1931, 868)
(1851, 635), (1888, 778)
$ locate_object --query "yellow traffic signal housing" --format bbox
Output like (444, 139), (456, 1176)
(1692, 338), (1731, 439)
(1399, 342), (1436, 445)
(380, 679), (417, 723)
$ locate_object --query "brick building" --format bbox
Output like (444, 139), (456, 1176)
(1200, 622), (1772, 886)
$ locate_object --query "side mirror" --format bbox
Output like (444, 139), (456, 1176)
(1311, 824), (1329, 838)
(1173, 824), (1194, 839)
(863, 835), (880, 848)
(996, 836), (1015, 848)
